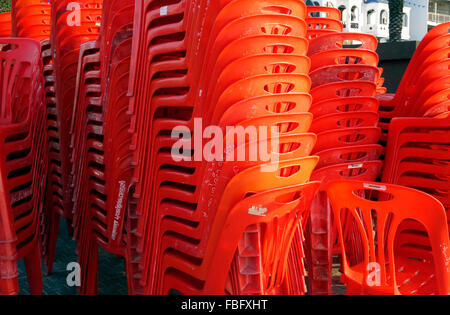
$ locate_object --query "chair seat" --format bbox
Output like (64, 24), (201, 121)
(344, 256), (438, 295)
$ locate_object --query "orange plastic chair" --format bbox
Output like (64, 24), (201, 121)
(310, 111), (379, 134)
(314, 144), (383, 170)
(327, 180), (450, 295)
(305, 6), (341, 41)
(313, 127), (381, 154)
(306, 17), (342, 32)
(309, 96), (379, 119)
(308, 32), (377, 56)
(310, 81), (377, 104)
(310, 50), (379, 72)
(306, 6), (341, 21)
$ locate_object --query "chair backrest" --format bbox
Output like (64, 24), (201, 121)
(306, 6), (341, 20)
(326, 180), (450, 294)
(308, 32), (378, 57)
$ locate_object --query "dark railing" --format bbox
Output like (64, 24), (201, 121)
(428, 12), (450, 23)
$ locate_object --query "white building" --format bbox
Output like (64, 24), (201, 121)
(308, 0), (413, 41)
(406, 0), (429, 41)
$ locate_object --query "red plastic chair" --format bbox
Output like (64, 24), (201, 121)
(315, 144), (383, 170)
(307, 6), (341, 20)
(313, 127), (381, 154)
(381, 117), (450, 245)
(310, 96), (379, 119)
(305, 160), (383, 294)
(327, 180), (450, 295)
(310, 111), (379, 134)
(310, 81), (377, 104)
(37, 37), (68, 275)
(306, 17), (342, 32)
(305, 6), (341, 41)
(0, 38), (46, 295)
(308, 32), (377, 56)
(310, 64), (380, 89)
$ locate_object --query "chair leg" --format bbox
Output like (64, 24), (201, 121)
(24, 242), (43, 295)
(66, 218), (74, 236)
(0, 277), (20, 295)
(45, 211), (60, 275)
(80, 239), (98, 295)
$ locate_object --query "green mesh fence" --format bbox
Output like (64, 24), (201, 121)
(0, 0), (10, 13)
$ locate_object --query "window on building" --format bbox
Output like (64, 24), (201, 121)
(367, 9), (375, 24)
(351, 6), (359, 21)
(380, 10), (388, 25)
(338, 5), (347, 22)
(402, 13), (408, 27)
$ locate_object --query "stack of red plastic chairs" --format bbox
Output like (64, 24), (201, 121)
(0, 38), (46, 295)
(381, 22), (450, 213)
(382, 116), (450, 267)
(70, 36), (101, 294)
(11, 0), (51, 42)
(69, 0), (135, 294)
(380, 22), (450, 271)
(40, 0), (103, 273)
(0, 0), (448, 296)
(0, 12), (11, 36)
(301, 6), (384, 295)
(383, 117), (449, 216)
(378, 22), (450, 139)
(38, 36), (61, 274)
(123, 0), (325, 295)
(10, 0), (58, 274)
(9, 0), (104, 275)
(305, 6), (342, 41)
